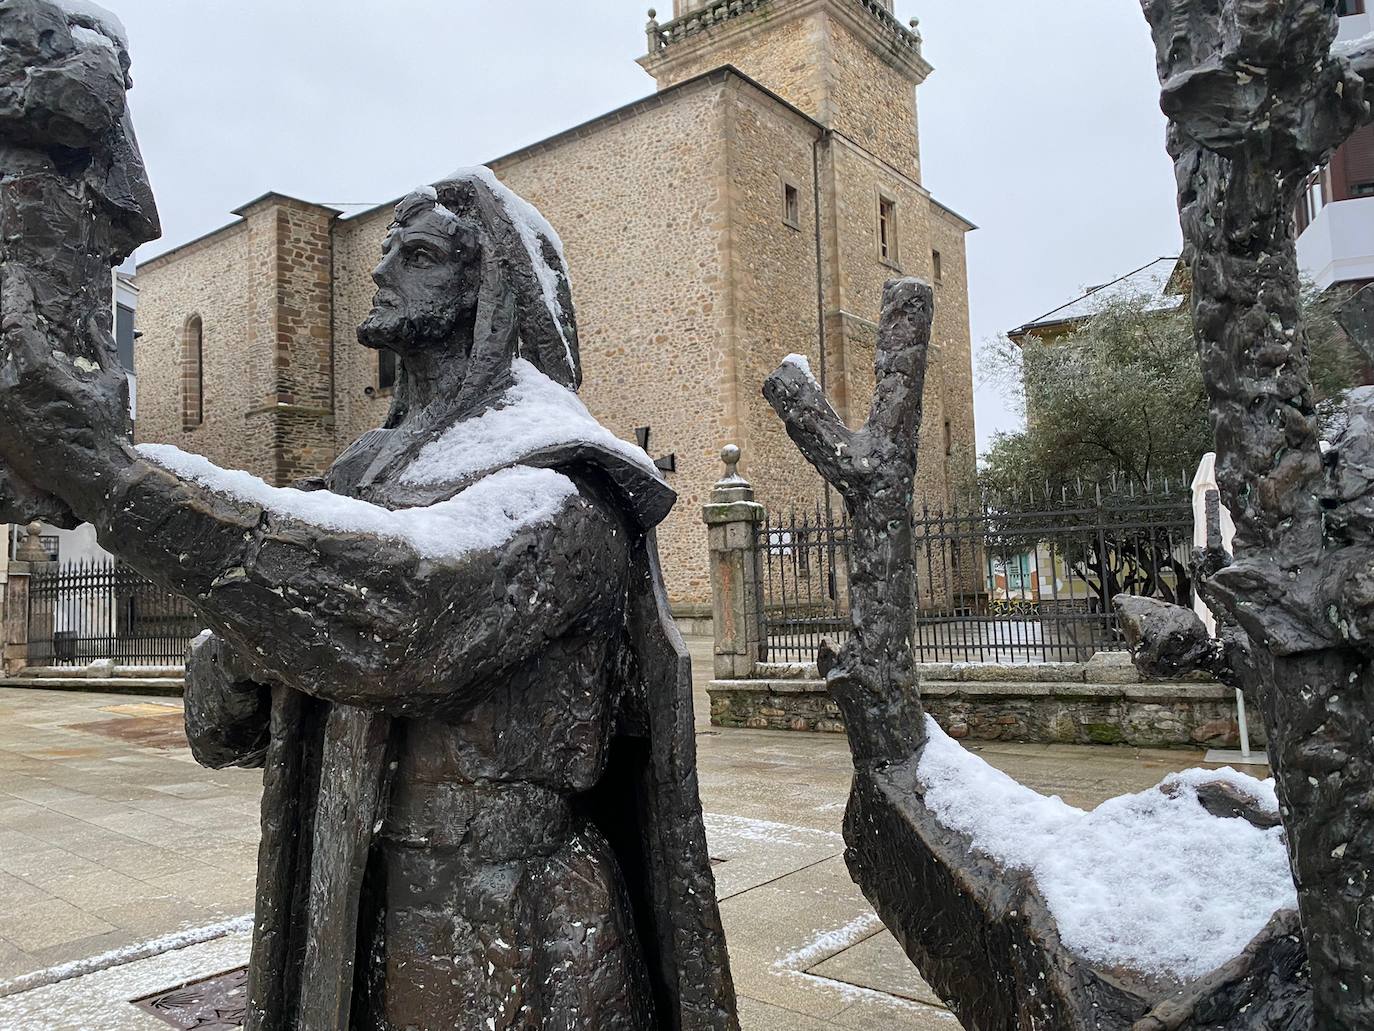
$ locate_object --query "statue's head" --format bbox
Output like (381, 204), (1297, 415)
(357, 169), (582, 424)
(357, 190), (484, 359)
(0, 0), (161, 257)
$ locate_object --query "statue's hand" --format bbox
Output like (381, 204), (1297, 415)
(0, 259), (133, 514)
(0, 462), (78, 528)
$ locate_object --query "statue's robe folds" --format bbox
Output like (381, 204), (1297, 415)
(186, 432), (736, 1031)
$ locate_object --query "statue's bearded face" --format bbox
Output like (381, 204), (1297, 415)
(358, 202), (481, 357)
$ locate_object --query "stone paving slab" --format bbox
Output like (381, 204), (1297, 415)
(0, 637), (1255, 1028)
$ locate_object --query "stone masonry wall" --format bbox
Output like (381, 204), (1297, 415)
(824, 140), (976, 518)
(645, 6), (829, 129)
(928, 204), (977, 501)
(133, 9), (973, 611)
(332, 79), (736, 607)
(330, 203), (394, 450)
(823, 9), (921, 175)
(134, 224), (274, 479)
(709, 659), (1263, 750)
(644, 1), (923, 178)
(259, 200), (337, 485)
(720, 79), (830, 525)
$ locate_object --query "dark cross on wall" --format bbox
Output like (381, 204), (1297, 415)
(635, 427), (677, 474)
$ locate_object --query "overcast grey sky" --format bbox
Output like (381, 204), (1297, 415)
(113, 0), (1183, 454)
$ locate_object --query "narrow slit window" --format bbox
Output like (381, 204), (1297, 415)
(783, 183), (800, 228)
(181, 315), (203, 430)
(378, 349), (397, 391)
(932, 249), (943, 283)
(879, 197), (898, 263)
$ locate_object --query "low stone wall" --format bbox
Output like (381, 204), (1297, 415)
(708, 653), (1262, 749)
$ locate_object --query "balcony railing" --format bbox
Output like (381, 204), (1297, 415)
(645, 0), (923, 60)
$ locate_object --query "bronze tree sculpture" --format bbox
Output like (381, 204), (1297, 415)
(762, 4), (1374, 1028)
(1119, 0), (1374, 1028)
(0, 2), (739, 1028)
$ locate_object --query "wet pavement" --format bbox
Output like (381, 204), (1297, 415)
(0, 637), (1251, 1030)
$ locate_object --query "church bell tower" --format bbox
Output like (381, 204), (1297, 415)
(638, 0), (932, 177)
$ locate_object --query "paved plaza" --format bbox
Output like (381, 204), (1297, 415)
(0, 638), (1255, 1030)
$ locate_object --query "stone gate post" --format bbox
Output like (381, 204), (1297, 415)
(2, 523), (45, 675)
(704, 445), (766, 678)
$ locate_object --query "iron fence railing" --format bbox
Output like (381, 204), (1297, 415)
(750, 480), (1194, 664)
(26, 560), (202, 667)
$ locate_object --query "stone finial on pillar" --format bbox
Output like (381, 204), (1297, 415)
(646, 9), (662, 53)
(15, 522), (49, 564)
(704, 445), (766, 678)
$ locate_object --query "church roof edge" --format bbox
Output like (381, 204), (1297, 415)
(141, 65), (974, 268)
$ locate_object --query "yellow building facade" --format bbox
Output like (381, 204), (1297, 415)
(134, 0), (977, 613)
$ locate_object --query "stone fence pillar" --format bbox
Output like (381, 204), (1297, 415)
(2, 523), (44, 675)
(704, 445), (765, 678)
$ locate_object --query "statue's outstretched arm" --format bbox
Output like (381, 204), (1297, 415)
(0, 226), (628, 710)
(85, 451), (630, 714)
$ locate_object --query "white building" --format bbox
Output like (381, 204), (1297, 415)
(1296, 1), (1374, 291)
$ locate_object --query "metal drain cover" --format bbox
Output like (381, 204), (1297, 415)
(135, 967), (248, 1030)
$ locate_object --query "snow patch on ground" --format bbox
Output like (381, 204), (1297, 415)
(775, 913), (883, 972)
(399, 358), (663, 488)
(136, 445), (576, 562)
(445, 166), (577, 379)
(772, 914), (958, 1019)
(0, 928), (250, 1031)
(0, 915), (251, 1000)
(917, 716), (1296, 980)
(702, 812), (844, 850)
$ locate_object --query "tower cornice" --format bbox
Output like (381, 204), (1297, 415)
(639, 0), (933, 85)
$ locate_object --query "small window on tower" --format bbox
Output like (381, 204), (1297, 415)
(784, 184), (800, 226)
(783, 182), (800, 229)
(878, 196), (899, 265)
(943, 419), (953, 457)
(378, 350), (397, 392)
(932, 249), (943, 284)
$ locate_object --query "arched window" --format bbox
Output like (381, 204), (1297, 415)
(182, 315), (203, 431)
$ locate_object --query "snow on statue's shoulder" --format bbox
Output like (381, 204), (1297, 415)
(135, 445), (576, 563)
(917, 716), (1295, 981)
(400, 358), (665, 488)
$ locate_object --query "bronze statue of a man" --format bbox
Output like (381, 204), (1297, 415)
(0, 3), (739, 1029)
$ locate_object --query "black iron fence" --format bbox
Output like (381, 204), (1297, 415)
(750, 480), (1194, 664)
(26, 560), (202, 667)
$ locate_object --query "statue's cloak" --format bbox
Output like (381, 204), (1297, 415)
(232, 432), (737, 1031)
(183, 168), (736, 1030)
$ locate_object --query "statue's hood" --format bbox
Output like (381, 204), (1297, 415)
(396, 358), (675, 531)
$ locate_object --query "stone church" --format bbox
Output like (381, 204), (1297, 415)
(133, 0), (977, 614)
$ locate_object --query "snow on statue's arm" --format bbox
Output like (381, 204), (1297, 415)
(90, 446), (631, 714)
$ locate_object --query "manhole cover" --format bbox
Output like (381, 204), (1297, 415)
(135, 967), (248, 1030)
